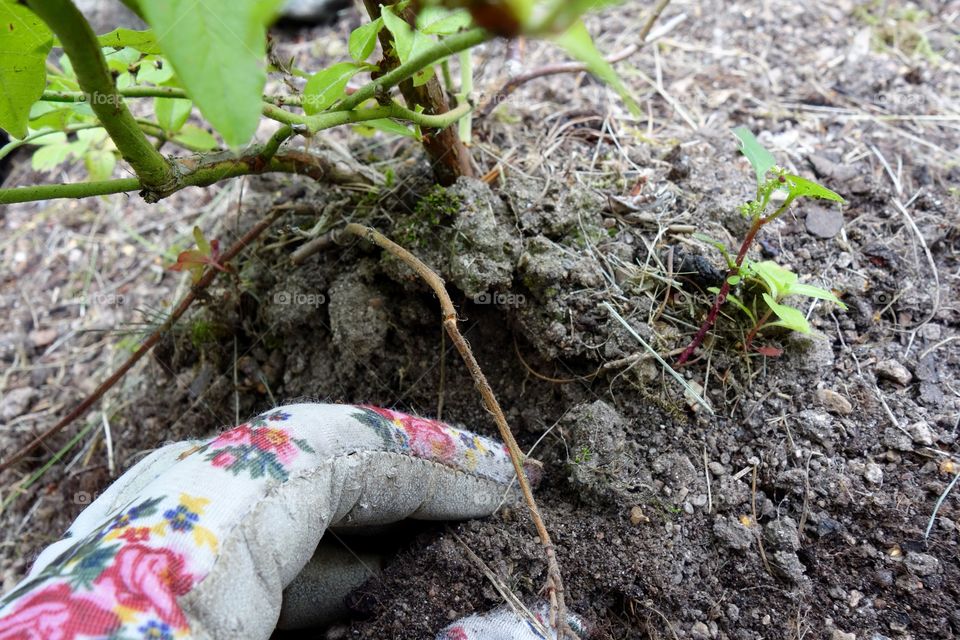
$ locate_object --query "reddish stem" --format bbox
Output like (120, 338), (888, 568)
(743, 308), (774, 352)
(676, 216), (766, 365)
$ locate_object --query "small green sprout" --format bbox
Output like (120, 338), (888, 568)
(677, 128), (847, 363)
(573, 446), (593, 465)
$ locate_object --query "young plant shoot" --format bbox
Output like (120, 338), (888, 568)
(676, 128), (846, 364)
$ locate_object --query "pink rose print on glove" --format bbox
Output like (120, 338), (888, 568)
(0, 583), (119, 640)
(210, 424), (252, 448)
(210, 451), (236, 468)
(94, 544), (193, 629)
(250, 428), (298, 465)
(363, 407), (456, 461)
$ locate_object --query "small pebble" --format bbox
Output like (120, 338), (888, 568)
(0, 387), (37, 421)
(863, 462), (883, 485)
(875, 359), (912, 386)
(28, 328), (58, 349)
(691, 621), (710, 639)
(629, 506), (649, 526)
(815, 388), (853, 415)
(848, 590), (863, 608)
(726, 604), (740, 622)
(907, 421), (935, 446)
(708, 462), (727, 476)
(832, 630), (856, 640)
(805, 204), (844, 238)
(905, 552), (940, 577)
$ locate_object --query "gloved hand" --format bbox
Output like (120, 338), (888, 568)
(0, 403), (584, 639)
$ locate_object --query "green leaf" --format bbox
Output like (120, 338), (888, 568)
(537, 0), (623, 33)
(138, 0), (284, 147)
(788, 282), (847, 310)
(84, 149), (116, 181)
(551, 19), (639, 116)
(136, 56), (175, 85)
(408, 31), (436, 86)
(762, 293), (811, 334)
(173, 124), (218, 151)
(29, 102), (80, 130)
(732, 126), (776, 188)
(381, 6), (413, 60)
(193, 225), (210, 255)
(103, 46), (140, 73)
(95, 28), (162, 54)
(349, 18), (382, 62)
(31, 135), (73, 171)
(74, 127), (107, 151)
(303, 62), (361, 115)
(417, 7), (472, 35)
(750, 260), (846, 310)
(353, 118), (417, 139)
(784, 173), (846, 203)
(748, 260), (797, 300)
(0, 1), (53, 138)
(154, 97), (192, 133)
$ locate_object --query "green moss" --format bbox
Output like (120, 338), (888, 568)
(414, 185), (461, 225)
(189, 318), (224, 349)
(394, 185), (463, 249)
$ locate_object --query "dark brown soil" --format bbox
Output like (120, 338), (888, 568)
(2, 1), (959, 639)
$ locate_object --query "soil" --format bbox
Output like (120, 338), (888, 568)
(2, 1), (959, 639)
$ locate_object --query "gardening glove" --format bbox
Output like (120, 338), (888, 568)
(0, 403), (584, 639)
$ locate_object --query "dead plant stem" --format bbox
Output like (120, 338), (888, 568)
(345, 222), (574, 639)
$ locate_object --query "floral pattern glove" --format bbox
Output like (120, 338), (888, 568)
(437, 602), (588, 640)
(0, 404), (551, 640)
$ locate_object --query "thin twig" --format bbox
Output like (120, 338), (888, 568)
(892, 198), (940, 355)
(752, 465), (774, 576)
(0, 204), (305, 473)
(925, 471), (960, 540)
(450, 530), (551, 637)
(603, 302), (713, 414)
(345, 223), (576, 639)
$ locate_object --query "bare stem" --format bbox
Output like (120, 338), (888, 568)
(743, 308), (774, 352)
(344, 223), (575, 639)
(338, 28), (490, 112)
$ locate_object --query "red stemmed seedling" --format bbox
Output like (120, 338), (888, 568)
(676, 128), (847, 365)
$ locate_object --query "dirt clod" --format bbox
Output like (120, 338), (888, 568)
(815, 388), (854, 415)
(875, 359), (913, 386)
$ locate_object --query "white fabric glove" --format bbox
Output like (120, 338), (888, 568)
(0, 404), (584, 639)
